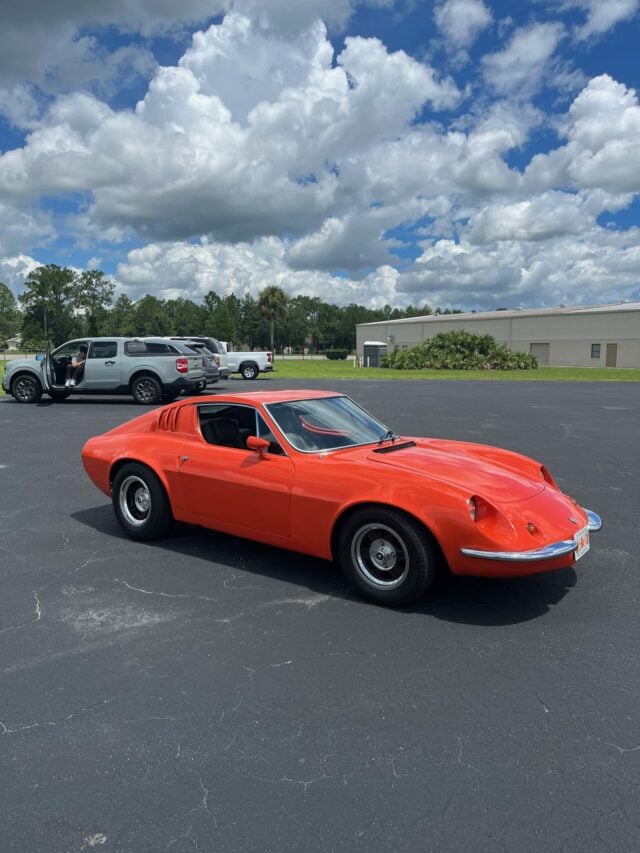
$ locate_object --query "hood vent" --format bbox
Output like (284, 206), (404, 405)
(373, 441), (416, 454)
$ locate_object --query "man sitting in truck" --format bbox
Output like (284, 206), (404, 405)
(65, 344), (88, 387)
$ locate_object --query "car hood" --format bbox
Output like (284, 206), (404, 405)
(7, 356), (42, 369)
(356, 438), (545, 503)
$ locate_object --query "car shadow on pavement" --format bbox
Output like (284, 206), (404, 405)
(411, 568), (576, 626)
(72, 505), (577, 628)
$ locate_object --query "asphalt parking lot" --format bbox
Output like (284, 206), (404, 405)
(1, 378), (639, 852)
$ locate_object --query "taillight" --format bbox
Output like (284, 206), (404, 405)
(214, 355), (221, 367)
(267, 352), (272, 363)
(176, 357), (188, 374)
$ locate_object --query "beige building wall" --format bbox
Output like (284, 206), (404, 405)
(356, 306), (640, 368)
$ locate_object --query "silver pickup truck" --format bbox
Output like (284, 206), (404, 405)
(3, 336), (204, 404)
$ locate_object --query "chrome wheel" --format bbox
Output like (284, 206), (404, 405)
(119, 475), (151, 527)
(351, 522), (410, 590)
(241, 364), (258, 379)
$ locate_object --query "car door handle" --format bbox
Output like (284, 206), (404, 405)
(105, 360), (116, 365)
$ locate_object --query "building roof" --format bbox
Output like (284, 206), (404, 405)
(357, 301), (640, 326)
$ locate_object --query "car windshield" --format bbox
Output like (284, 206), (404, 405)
(265, 395), (390, 452)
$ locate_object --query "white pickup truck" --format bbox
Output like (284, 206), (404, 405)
(221, 344), (274, 379)
(171, 336), (273, 379)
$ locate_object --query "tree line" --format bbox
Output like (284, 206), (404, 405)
(0, 264), (461, 352)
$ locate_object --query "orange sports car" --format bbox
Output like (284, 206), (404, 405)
(81, 390), (601, 606)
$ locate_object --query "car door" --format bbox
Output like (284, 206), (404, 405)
(83, 340), (121, 390)
(47, 339), (89, 387)
(179, 405), (294, 537)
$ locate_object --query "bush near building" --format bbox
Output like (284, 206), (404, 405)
(325, 349), (350, 360)
(381, 330), (538, 370)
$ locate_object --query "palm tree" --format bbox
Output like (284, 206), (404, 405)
(258, 285), (289, 353)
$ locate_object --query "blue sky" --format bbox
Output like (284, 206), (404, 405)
(1, 0), (639, 309)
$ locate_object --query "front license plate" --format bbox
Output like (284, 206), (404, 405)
(574, 526), (590, 561)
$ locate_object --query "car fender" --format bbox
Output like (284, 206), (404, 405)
(82, 430), (187, 513)
(328, 480), (462, 552)
(8, 364), (51, 391)
(290, 463), (460, 561)
(128, 367), (164, 387)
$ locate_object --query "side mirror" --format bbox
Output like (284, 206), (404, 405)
(246, 435), (270, 457)
(35, 354), (45, 362)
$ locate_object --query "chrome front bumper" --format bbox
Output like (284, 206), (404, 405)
(460, 508), (602, 562)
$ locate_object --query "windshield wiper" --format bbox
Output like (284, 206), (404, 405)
(378, 429), (398, 445)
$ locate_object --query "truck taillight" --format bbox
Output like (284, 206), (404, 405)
(214, 355), (221, 367)
(267, 352), (272, 363)
(176, 357), (189, 373)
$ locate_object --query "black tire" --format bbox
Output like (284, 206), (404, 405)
(240, 362), (259, 380)
(112, 463), (173, 541)
(131, 375), (162, 405)
(337, 507), (436, 606)
(48, 389), (71, 402)
(11, 373), (43, 403)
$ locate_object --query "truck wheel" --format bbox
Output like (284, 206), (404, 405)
(240, 363), (259, 380)
(11, 373), (43, 403)
(131, 375), (162, 405)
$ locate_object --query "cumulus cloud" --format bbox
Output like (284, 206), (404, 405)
(434, 0), (492, 53)
(0, 201), (54, 256)
(467, 192), (594, 244)
(482, 22), (565, 95)
(0, 14), (460, 249)
(115, 236), (402, 307)
(1, 4), (639, 311)
(566, 0), (640, 40)
(402, 227), (640, 308)
(0, 255), (42, 297)
(0, 0), (394, 98)
(524, 75), (640, 195)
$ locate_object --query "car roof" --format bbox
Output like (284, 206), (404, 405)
(173, 389), (342, 408)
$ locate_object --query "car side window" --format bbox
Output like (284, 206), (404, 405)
(146, 342), (174, 354)
(52, 340), (89, 359)
(124, 341), (146, 356)
(198, 404), (256, 450)
(88, 342), (117, 359)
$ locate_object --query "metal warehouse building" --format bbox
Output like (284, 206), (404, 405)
(356, 302), (640, 368)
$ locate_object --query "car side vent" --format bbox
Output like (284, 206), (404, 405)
(168, 406), (179, 432)
(156, 404), (182, 432)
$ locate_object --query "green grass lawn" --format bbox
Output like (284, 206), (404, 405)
(271, 358), (640, 382)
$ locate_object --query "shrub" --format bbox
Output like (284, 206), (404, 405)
(380, 330), (538, 371)
(326, 349), (349, 360)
